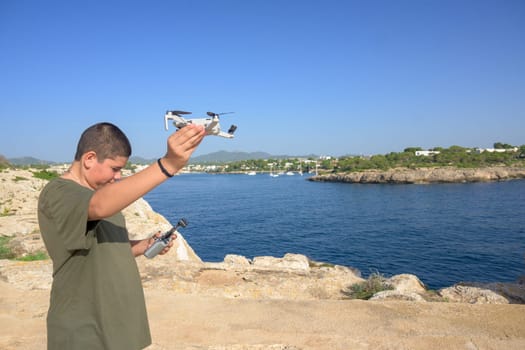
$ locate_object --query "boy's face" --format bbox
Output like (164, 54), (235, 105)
(86, 155), (128, 190)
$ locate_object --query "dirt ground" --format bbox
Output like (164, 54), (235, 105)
(1, 281), (525, 350)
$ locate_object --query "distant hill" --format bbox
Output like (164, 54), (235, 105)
(189, 151), (273, 163)
(188, 151), (319, 163)
(7, 157), (58, 166)
(129, 152), (273, 164)
(4, 151), (320, 167)
(129, 156), (155, 165)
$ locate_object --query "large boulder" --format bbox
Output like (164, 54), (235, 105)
(122, 198), (201, 262)
(388, 273), (427, 294)
(252, 253), (310, 272)
(439, 284), (510, 304)
(439, 282), (525, 304)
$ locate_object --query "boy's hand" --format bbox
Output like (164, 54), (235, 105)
(162, 124), (206, 175)
(130, 232), (177, 257)
(149, 231), (176, 256)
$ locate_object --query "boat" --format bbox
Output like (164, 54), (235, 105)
(269, 164), (279, 177)
(246, 171), (257, 176)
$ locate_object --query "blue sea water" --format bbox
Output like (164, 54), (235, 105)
(144, 173), (525, 289)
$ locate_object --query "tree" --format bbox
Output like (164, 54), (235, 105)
(493, 142), (514, 149)
(403, 147), (422, 153)
(519, 145), (525, 158)
(0, 154), (10, 169)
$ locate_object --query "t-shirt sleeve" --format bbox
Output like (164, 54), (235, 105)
(39, 179), (97, 251)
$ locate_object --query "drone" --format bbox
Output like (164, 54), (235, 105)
(164, 110), (237, 138)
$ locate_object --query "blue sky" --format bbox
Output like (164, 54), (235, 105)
(1, 0), (524, 162)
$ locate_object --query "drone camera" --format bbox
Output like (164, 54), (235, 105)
(228, 125), (237, 135)
(178, 218), (189, 228)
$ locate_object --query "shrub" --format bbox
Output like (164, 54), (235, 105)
(16, 251), (48, 261)
(343, 271), (394, 300)
(0, 236), (48, 261)
(1, 206), (12, 217)
(32, 170), (59, 180)
(0, 237), (16, 259)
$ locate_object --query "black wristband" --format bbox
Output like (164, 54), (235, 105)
(157, 158), (174, 178)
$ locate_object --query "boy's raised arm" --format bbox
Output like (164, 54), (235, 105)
(88, 124), (205, 220)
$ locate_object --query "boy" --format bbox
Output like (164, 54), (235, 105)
(38, 122), (205, 349)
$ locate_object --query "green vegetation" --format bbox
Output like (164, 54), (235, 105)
(13, 176), (29, 182)
(16, 251), (48, 261)
(342, 271), (394, 300)
(1, 206), (13, 217)
(223, 158), (312, 173)
(336, 146), (522, 172)
(0, 154), (10, 169)
(309, 260), (336, 268)
(32, 169), (59, 180)
(0, 237), (16, 259)
(124, 162), (137, 173)
(0, 236), (48, 261)
(422, 289), (448, 302)
(191, 143), (525, 174)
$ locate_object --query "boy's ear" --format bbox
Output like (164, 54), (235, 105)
(83, 151), (98, 169)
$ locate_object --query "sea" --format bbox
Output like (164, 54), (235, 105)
(144, 173), (525, 290)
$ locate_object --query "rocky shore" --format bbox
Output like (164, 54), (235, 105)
(308, 166), (525, 184)
(1, 168), (525, 349)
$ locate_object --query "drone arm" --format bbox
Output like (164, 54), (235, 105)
(216, 131), (234, 138)
(164, 114), (170, 131)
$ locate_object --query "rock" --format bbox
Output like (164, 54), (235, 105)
(388, 274), (427, 294)
(206, 345), (300, 350)
(454, 282), (525, 304)
(0, 169), (47, 237)
(309, 166), (525, 184)
(0, 259), (52, 290)
(252, 253), (310, 272)
(439, 284), (510, 304)
(0, 169), (201, 262)
(138, 253), (364, 300)
(370, 290), (426, 302)
(123, 197), (202, 263)
(2, 168), (524, 305)
(223, 254), (252, 267)
(6, 233), (46, 256)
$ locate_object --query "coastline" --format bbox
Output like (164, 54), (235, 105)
(1, 168), (525, 349)
(307, 166), (525, 184)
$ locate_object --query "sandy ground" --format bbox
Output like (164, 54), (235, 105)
(1, 281), (525, 350)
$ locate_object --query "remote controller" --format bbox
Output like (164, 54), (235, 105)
(144, 218), (188, 259)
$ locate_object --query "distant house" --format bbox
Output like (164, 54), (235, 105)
(475, 147), (518, 154)
(415, 150), (440, 156)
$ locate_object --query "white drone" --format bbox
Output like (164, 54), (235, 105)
(164, 110), (237, 138)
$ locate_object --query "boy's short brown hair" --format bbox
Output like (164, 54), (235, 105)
(74, 122), (132, 161)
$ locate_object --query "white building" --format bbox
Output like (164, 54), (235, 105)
(415, 150), (440, 156)
(475, 147), (518, 154)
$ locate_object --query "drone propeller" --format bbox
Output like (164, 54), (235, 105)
(206, 111), (235, 117)
(168, 110), (192, 115)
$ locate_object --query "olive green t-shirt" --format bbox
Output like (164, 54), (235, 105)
(38, 178), (151, 350)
